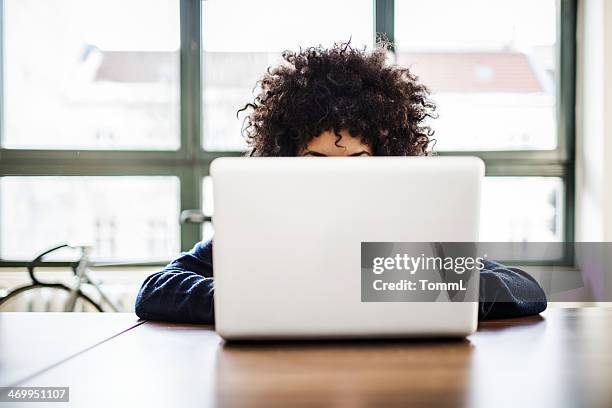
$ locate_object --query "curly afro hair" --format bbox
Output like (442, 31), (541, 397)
(238, 41), (437, 157)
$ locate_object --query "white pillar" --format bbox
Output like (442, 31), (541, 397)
(576, 0), (612, 242)
(575, 0), (612, 303)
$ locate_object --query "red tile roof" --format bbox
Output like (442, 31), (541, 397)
(94, 50), (178, 83)
(90, 49), (545, 93)
(397, 52), (543, 93)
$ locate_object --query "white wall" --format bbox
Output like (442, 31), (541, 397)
(576, 0), (612, 242)
(575, 0), (612, 303)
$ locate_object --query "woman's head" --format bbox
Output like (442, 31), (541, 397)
(239, 41), (436, 157)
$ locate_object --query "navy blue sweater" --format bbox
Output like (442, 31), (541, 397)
(135, 240), (547, 323)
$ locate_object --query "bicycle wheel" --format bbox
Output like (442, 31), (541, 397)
(0, 283), (104, 312)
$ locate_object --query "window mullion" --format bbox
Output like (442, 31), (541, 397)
(179, 167), (202, 252)
(559, 0), (577, 244)
(178, 0), (203, 250)
(180, 0), (202, 159)
(374, 0), (394, 46)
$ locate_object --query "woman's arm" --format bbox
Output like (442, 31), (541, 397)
(135, 240), (215, 324)
(478, 259), (547, 320)
(135, 241), (546, 323)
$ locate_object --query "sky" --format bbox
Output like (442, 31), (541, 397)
(395, 0), (556, 52)
(27, 0), (555, 53)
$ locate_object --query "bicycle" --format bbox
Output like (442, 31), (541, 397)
(0, 243), (123, 312)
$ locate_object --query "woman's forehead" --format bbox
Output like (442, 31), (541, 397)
(301, 129), (372, 156)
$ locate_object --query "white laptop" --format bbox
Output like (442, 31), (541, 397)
(211, 157), (484, 340)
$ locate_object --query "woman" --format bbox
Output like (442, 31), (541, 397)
(135, 42), (547, 323)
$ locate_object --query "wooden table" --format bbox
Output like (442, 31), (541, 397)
(3, 308), (612, 408)
(0, 313), (143, 387)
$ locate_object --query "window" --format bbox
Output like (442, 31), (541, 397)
(0, 0), (576, 266)
(481, 177), (564, 242)
(0, 177), (180, 260)
(391, 0), (576, 244)
(395, 0), (558, 151)
(3, 0), (180, 150)
(201, 0), (374, 151)
(0, 0), (185, 263)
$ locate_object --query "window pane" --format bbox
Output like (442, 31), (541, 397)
(0, 177), (180, 261)
(2, 0), (180, 150)
(481, 177), (564, 242)
(395, 0), (557, 151)
(201, 0), (374, 151)
(202, 175), (562, 243)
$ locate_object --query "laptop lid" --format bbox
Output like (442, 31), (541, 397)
(211, 157), (484, 339)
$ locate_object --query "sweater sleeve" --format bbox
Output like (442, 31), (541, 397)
(135, 240), (215, 324)
(478, 258), (547, 320)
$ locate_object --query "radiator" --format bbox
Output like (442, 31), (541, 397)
(0, 286), (137, 312)
(0, 269), (151, 312)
